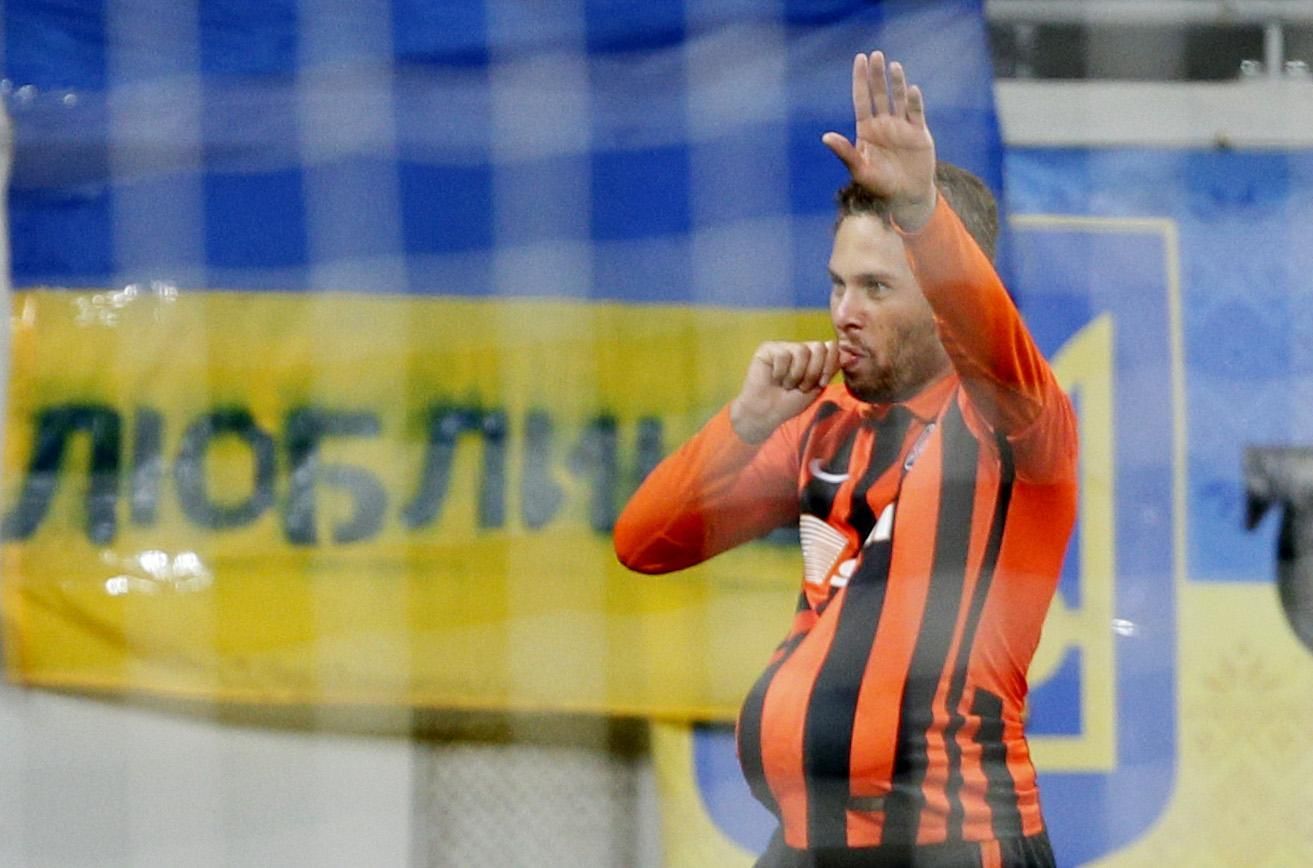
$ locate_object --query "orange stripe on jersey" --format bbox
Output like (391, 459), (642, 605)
(759, 584), (848, 848)
(955, 691), (995, 841)
(1005, 712), (1046, 838)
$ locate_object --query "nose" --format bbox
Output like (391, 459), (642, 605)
(831, 286), (865, 331)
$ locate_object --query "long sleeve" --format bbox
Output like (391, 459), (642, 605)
(614, 404), (803, 574)
(901, 197), (1077, 481)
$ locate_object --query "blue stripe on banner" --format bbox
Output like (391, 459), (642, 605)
(203, 168), (307, 270)
(783, 0), (877, 27)
(392, 0), (490, 68)
(399, 162), (496, 254)
(590, 146), (692, 241)
(8, 185), (115, 287)
(198, 0), (300, 78)
(6, 0), (1004, 307)
(5, 0), (110, 91)
(6, 0), (113, 284)
(584, 0), (687, 54)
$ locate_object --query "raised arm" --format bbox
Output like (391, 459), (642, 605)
(823, 51), (1075, 478)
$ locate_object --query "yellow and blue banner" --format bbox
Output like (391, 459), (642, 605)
(3, 288), (833, 715)
(3, 0), (1004, 713)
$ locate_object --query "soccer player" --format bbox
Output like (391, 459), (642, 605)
(615, 51), (1077, 867)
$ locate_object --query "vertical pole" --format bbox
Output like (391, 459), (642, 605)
(1265, 20), (1285, 79)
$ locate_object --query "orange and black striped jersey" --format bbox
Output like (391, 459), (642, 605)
(614, 197), (1078, 851)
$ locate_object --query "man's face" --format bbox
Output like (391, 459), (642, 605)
(828, 214), (951, 404)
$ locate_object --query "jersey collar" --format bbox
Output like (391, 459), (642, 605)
(855, 370), (958, 425)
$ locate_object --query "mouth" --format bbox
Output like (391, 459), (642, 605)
(837, 343), (866, 372)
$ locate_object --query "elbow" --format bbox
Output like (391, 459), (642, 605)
(615, 549), (668, 575)
(613, 510), (656, 573)
(613, 509), (680, 575)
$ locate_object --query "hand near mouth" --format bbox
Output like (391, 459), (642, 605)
(730, 340), (840, 444)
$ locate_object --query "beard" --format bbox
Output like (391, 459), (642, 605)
(841, 316), (949, 405)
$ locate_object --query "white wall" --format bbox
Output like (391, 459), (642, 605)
(997, 78), (1313, 148)
(0, 693), (418, 867)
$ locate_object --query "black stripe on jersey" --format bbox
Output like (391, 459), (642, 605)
(797, 401), (843, 464)
(846, 408), (912, 545)
(801, 534), (896, 847)
(737, 628), (810, 819)
(945, 434), (1016, 838)
(800, 425), (860, 521)
(972, 687), (1024, 838)
(882, 401), (980, 845)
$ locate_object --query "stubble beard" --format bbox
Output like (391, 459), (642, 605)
(842, 320), (948, 406)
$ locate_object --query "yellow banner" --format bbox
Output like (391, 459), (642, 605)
(2, 288), (831, 718)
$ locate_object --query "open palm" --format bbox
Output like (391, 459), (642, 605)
(822, 52), (937, 230)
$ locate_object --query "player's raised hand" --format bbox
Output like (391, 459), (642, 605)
(821, 51), (937, 231)
(731, 341), (840, 444)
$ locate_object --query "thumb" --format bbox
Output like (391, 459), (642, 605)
(821, 132), (862, 174)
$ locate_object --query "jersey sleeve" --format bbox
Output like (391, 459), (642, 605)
(901, 196), (1077, 481)
(613, 404), (803, 574)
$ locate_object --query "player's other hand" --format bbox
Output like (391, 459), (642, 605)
(731, 340), (840, 444)
(821, 50), (937, 232)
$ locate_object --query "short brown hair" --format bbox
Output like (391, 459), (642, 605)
(836, 162), (1000, 261)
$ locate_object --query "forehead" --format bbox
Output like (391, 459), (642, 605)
(828, 214), (911, 277)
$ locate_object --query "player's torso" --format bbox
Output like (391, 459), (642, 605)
(736, 390), (1063, 849)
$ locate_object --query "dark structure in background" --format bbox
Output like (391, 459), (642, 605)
(1245, 447), (1313, 654)
(987, 1), (1313, 81)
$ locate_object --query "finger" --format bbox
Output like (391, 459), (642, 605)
(907, 84), (927, 128)
(768, 345), (792, 384)
(869, 51), (890, 116)
(822, 339), (840, 382)
(852, 53), (872, 125)
(889, 61), (908, 118)
(782, 344), (811, 390)
(798, 341), (829, 392)
(821, 132), (862, 173)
